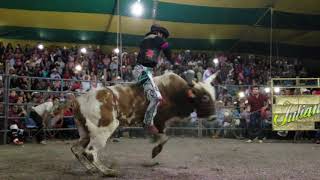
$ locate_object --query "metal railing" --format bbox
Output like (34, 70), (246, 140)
(0, 65), (279, 144)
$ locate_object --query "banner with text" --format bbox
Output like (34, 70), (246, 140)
(272, 95), (320, 131)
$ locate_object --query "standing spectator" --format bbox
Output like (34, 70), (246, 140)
(246, 86), (270, 143)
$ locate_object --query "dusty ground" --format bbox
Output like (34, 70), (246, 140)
(1, 138), (320, 180)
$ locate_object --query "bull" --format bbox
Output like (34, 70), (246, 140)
(66, 71), (219, 176)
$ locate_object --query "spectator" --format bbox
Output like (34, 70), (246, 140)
(202, 65), (214, 82)
(246, 86), (270, 143)
(0, 42), (314, 143)
(29, 97), (60, 144)
(81, 74), (91, 92)
(50, 68), (61, 79)
(9, 90), (18, 103)
(8, 105), (26, 145)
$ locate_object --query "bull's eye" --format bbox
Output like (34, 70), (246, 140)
(201, 95), (210, 102)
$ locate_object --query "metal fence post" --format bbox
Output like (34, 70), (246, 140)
(2, 61), (10, 144)
(198, 118), (202, 137)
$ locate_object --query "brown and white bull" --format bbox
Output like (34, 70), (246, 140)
(68, 71), (218, 176)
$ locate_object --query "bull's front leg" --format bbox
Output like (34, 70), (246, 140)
(71, 119), (98, 174)
(83, 119), (120, 177)
(84, 146), (118, 177)
(71, 138), (98, 174)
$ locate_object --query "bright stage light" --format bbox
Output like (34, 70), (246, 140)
(75, 64), (82, 71)
(264, 87), (271, 93)
(131, 0), (144, 17)
(213, 58), (219, 65)
(238, 91), (245, 98)
(274, 87), (281, 94)
(38, 44), (44, 50)
(80, 47), (87, 54)
(114, 48), (120, 54)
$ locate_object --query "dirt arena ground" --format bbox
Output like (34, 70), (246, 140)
(1, 137), (320, 180)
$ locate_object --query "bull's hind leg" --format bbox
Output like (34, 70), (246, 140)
(71, 120), (98, 173)
(151, 121), (169, 158)
(151, 133), (169, 158)
(84, 119), (120, 177)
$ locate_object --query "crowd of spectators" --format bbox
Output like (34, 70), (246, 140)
(0, 42), (314, 145)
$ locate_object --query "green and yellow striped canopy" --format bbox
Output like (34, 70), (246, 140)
(0, 0), (319, 58)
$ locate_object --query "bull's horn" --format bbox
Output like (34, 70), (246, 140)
(185, 70), (195, 86)
(204, 70), (220, 84)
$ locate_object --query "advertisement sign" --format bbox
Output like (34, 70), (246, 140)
(272, 96), (320, 130)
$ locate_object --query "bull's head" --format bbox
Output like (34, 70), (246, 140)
(185, 70), (219, 118)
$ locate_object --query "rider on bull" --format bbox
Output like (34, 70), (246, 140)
(133, 24), (175, 136)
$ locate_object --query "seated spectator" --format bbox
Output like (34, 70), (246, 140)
(9, 90), (18, 103)
(81, 74), (91, 92)
(8, 105), (26, 145)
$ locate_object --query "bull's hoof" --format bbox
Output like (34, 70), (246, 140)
(109, 160), (119, 170)
(142, 161), (160, 167)
(151, 135), (169, 159)
(71, 146), (98, 173)
(93, 162), (120, 177)
(152, 144), (163, 159)
(100, 169), (119, 177)
(85, 168), (99, 175)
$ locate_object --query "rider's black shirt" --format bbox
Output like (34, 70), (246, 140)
(137, 34), (173, 68)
